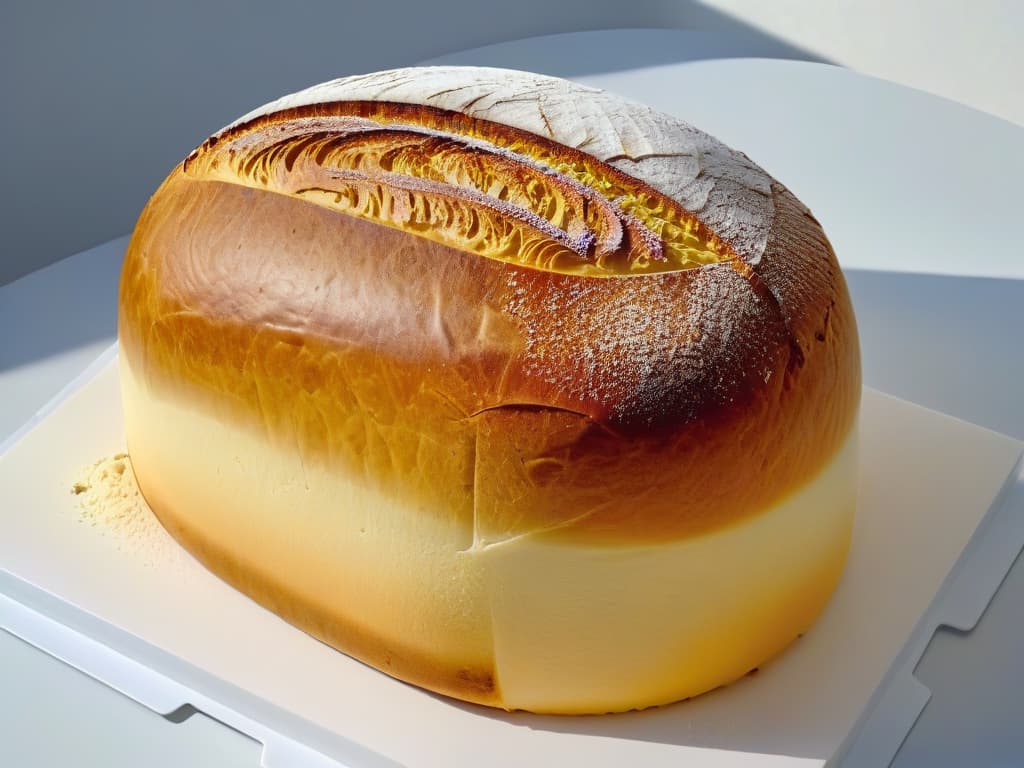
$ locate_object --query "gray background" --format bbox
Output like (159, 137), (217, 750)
(1, 0), (829, 286)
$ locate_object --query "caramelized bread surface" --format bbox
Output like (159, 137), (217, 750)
(119, 67), (861, 711)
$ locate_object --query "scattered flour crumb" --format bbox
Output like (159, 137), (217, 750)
(71, 453), (179, 567)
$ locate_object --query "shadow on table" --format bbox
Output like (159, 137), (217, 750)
(845, 268), (1024, 441)
(0, 236), (126, 372)
(421, 22), (832, 76)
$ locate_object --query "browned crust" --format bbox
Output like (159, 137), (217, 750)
(183, 102), (733, 276)
(117, 74), (861, 714)
(119, 161), (859, 543)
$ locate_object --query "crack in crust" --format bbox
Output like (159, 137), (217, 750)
(184, 105), (735, 277)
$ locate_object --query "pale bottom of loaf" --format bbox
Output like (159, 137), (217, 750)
(122, 358), (856, 714)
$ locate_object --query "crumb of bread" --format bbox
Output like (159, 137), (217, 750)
(71, 453), (177, 566)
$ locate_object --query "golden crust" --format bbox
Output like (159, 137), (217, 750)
(120, 172), (858, 543)
(117, 68), (861, 711)
(183, 102), (734, 276)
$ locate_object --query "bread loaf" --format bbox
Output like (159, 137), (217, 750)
(119, 66), (860, 714)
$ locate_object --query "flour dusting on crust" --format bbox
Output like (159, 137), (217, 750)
(224, 66), (775, 264)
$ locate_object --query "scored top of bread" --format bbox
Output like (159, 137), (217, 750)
(122, 66), (860, 545)
(223, 66), (775, 265)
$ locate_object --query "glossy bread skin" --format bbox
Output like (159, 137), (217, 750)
(119, 67), (861, 711)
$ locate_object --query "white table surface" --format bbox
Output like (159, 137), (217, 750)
(3, 29), (1023, 767)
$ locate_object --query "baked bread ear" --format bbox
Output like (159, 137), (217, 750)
(119, 66), (860, 713)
